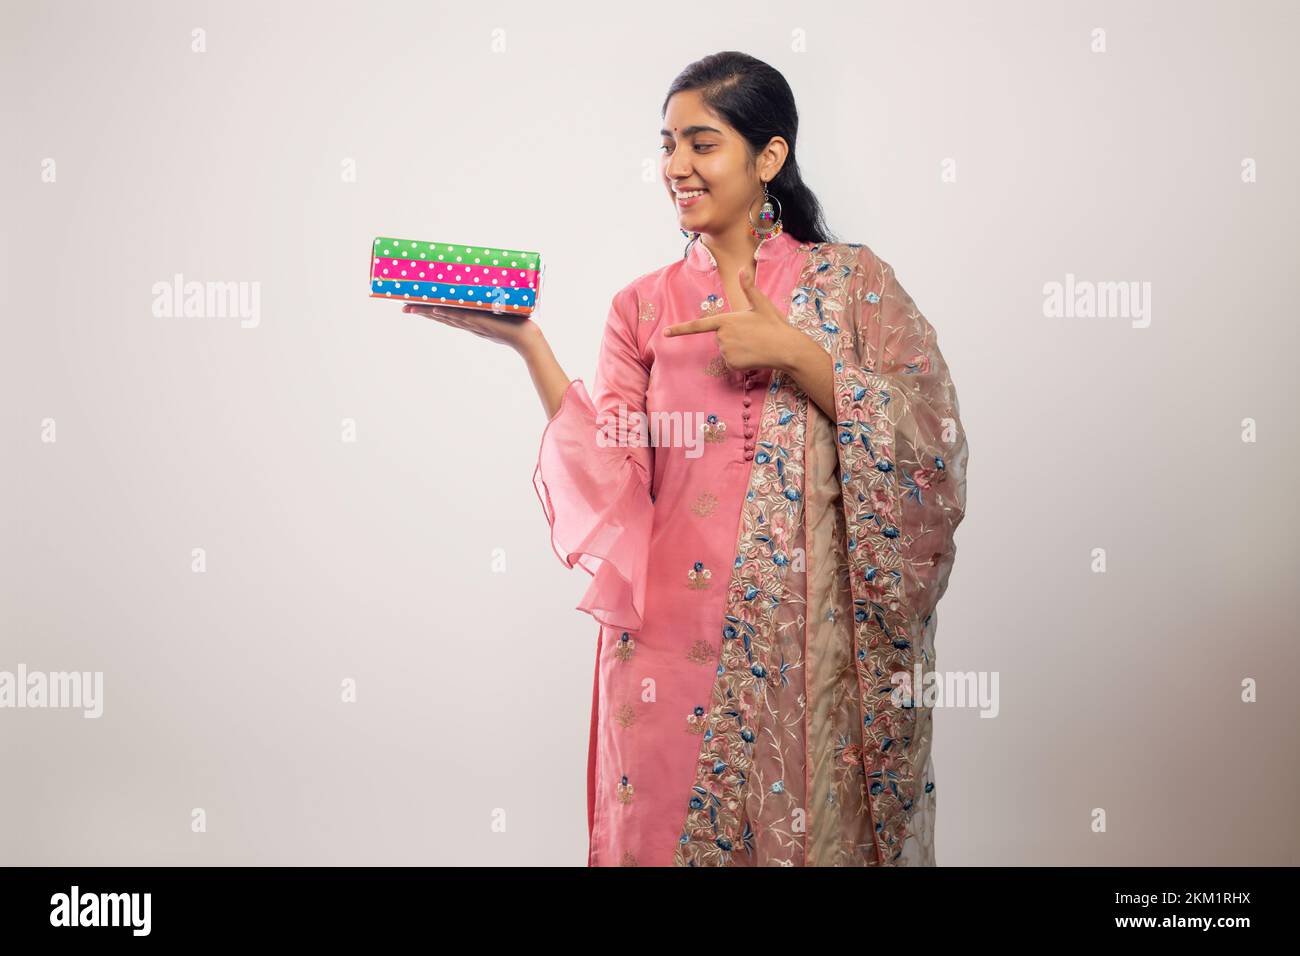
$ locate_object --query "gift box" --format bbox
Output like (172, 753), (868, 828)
(368, 237), (544, 317)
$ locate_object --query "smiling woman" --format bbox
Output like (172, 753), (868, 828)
(406, 50), (969, 868)
(657, 82), (832, 288)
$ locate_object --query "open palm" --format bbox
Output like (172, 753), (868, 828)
(402, 302), (539, 352)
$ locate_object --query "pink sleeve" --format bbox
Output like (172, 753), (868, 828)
(532, 287), (654, 632)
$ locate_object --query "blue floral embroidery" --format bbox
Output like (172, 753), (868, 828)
(699, 293), (726, 315)
(686, 705), (708, 734)
(617, 775), (635, 804)
(702, 414), (727, 444)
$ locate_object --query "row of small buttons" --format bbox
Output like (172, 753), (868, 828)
(742, 369), (756, 461)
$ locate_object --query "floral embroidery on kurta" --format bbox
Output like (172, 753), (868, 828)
(703, 354), (731, 377)
(617, 775), (635, 804)
(685, 705), (709, 734)
(701, 416), (726, 443)
(686, 561), (712, 589)
(614, 631), (636, 662)
(614, 703), (637, 729)
(699, 294), (725, 315)
(690, 491), (719, 517)
(685, 640), (715, 665)
(638, 299), (657, 323)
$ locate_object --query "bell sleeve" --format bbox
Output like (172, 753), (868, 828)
(833, 247), (969, 640)
(532, 286), (655, 632)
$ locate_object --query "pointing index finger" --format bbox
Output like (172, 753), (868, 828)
(665, 315), (722, 336)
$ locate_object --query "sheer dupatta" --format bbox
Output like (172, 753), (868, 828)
(674, 242), (969, 866)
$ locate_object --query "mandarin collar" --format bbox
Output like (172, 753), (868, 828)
(684, 229), (801, 274)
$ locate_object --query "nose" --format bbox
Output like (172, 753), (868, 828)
(665, 150), (694, 183)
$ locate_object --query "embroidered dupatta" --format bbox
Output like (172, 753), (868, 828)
(673, 241), (969, 866)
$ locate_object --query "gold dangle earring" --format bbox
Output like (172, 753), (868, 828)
(748, 181), (783, 240)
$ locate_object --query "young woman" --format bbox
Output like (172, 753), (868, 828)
(404, 51), (969, 867)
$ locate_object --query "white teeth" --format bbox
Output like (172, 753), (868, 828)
(677, 189), (707, 200)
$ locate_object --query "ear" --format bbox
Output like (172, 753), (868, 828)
(761, 139), (789, 178)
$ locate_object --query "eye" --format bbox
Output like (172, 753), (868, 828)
(694, 144), (716, 152)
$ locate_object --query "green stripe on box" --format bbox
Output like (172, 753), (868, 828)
(372, 237), (540, 270)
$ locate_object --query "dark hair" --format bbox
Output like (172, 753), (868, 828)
(662, 51), (836, 246)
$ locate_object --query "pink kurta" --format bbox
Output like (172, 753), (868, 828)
(533, 232), (968, 867)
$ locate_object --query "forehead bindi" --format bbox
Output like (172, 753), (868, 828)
(660, 123), (724, 139)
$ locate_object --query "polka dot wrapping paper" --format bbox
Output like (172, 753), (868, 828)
(368, 237), (544, 317)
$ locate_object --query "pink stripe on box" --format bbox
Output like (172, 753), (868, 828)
(372, 256), (540, 290)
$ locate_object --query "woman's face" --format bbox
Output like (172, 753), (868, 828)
(660, 90), (785, 237)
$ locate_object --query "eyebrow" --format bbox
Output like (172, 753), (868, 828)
(660, 125), (723, 138)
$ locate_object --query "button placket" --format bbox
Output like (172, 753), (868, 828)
(742, 368), (756, 461)
(697, 236), (771, 466)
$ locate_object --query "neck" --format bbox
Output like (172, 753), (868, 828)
(699, 223), (763, 276)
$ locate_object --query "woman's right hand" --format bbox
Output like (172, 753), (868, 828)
(402, 302), (542, 355)
(404, 301), (570, 419)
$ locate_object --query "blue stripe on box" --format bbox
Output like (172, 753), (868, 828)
(371, 277), (536, 308)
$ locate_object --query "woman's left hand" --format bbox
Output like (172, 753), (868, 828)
(663, 265), (803, 371)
